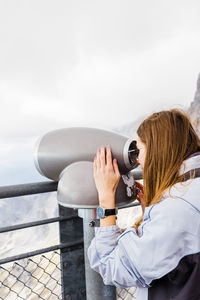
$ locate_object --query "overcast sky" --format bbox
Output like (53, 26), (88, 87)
(0, 0), (200, 185)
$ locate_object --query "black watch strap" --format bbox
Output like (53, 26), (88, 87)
(105, 208), (117, 216)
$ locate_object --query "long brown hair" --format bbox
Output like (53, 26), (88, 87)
(134, 109), (200, 233)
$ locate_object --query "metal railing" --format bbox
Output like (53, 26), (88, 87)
(0, 174), (142, 300)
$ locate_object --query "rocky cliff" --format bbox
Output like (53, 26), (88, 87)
(114, 74), (200, 139)
(188, 73), (200, 136)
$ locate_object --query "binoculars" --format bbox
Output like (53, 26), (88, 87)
(34, 127), (139, 208)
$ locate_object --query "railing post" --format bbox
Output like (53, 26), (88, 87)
(59, 205), (86, 300)
(79, 209), (116, 300)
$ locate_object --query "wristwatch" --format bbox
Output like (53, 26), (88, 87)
(96, 206), (118, 219)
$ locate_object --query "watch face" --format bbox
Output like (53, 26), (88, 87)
(97, 206), (105, 219)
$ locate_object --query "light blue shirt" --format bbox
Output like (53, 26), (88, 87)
(87, 155), (200, 300)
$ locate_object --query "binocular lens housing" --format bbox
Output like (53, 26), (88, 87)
(34, 127), (139, 208)
(128, 140), (139, 166)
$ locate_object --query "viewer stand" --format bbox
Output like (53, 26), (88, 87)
(79, 208), (116, 300)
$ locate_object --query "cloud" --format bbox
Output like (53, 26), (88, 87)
(0, 0), (200, 185)
(1, 29), (199, 139)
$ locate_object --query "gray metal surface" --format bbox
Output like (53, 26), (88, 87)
(83, 218), (116, 300)
(35, 127), (137, 181)
(0, 215), (78, 233)
(78, 208), (97, 219)
(0, 240), (83, 265)
(0, 168), (142, 200)
(59, 205), (86, 300)
(57, 161), (137, 208)
(0, 181), (58, 199)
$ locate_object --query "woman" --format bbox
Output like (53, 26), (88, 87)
(88, 109), (200, 300)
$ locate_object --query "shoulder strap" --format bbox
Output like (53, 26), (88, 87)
(182, 168), (200, 181)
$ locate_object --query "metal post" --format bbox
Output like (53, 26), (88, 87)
(59, 205), (86, 300)
(79, 209), (116, 300)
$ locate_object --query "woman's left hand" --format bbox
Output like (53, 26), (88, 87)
(93, 146), (121, 208)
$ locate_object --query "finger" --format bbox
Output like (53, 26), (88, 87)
(137, 190), (143, 196)
(113, 158), (120, 177)
(135, 180), (143, 187)
(96, 149), (101, 169)
(93, 156), (97, 173)
(135, 181), (144, 190)
(136, 193), (143, 203)
(100, 146), (106, 169)
(106, 146), (113, 168)
(136, 159), (140, 166)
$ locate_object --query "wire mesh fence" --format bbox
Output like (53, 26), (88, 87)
(0, 247), (137, 300)
(0, 250), (61, 300)
(117, 287), (136, 299)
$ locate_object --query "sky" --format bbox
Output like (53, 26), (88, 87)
(0, 0), (200, 185)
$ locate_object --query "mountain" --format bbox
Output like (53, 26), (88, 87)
(0, 192), (59, 259)
(1, 73), (200, 259)
(188, 73), (200, 135)
(112, 115), (145, 138)
(114, 72), (200, 138)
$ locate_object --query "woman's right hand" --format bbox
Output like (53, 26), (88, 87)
(135, 181), (145, 212)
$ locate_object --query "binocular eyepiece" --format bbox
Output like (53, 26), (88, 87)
(34, 127), (139, 208)
(128, 141), (139, 165)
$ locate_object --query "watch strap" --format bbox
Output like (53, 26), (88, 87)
(105, 208), (118, 216)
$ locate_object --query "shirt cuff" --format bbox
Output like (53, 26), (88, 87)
(95, 225), (121, 234)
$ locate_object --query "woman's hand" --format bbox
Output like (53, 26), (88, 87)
(93, 146), (121, 208)
(135, 180), (145, 212)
